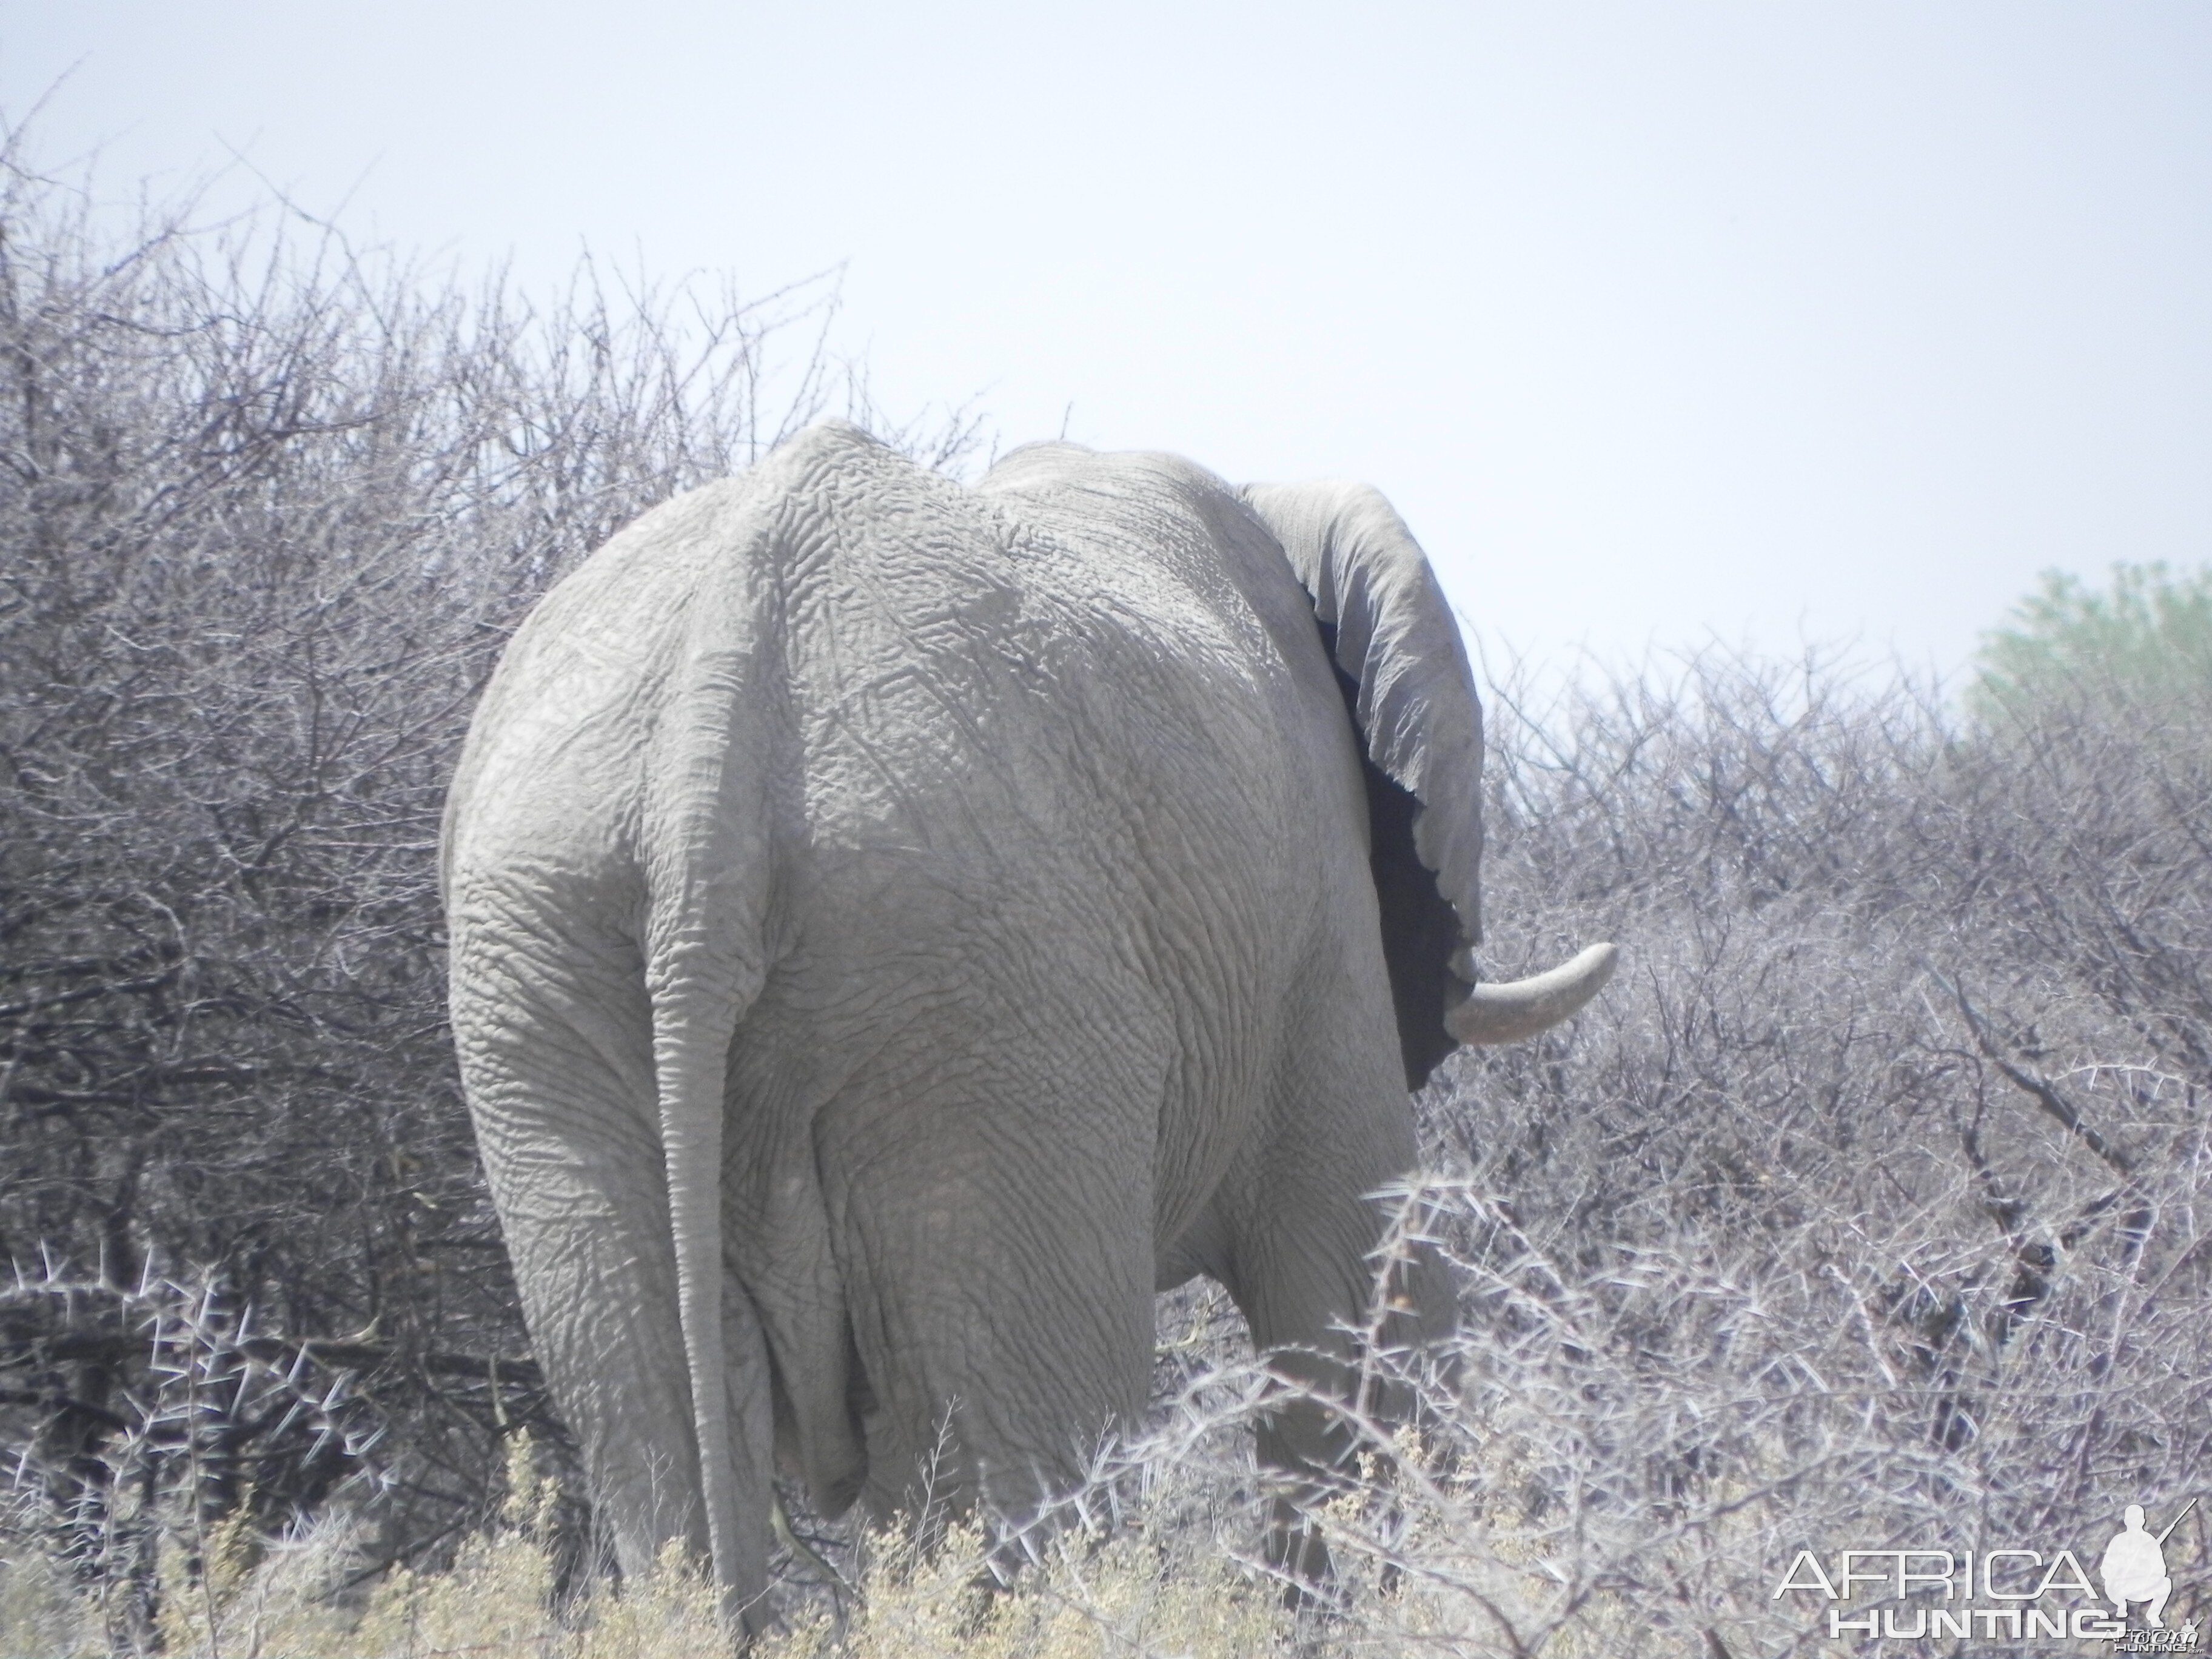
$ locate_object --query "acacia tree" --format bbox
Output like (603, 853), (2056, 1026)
(0, 137), (979, 1624)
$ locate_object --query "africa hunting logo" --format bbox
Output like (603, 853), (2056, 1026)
(1773, 1500), (2199, 1649)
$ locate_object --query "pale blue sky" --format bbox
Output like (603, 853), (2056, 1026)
(6, 2), (2209, 682)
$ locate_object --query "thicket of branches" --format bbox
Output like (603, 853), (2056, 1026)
(0, 140), (980, 1640)
(1358, 646), (2212, 1652)
(5, 137), (2210, 1656)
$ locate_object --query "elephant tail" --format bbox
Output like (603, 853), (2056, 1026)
(637, 511), (789, 1624)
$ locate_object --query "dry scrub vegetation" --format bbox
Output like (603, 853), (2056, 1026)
(5, 136), (2210, 1655)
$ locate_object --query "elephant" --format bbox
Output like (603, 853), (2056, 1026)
(440, 421), (1614, 1627)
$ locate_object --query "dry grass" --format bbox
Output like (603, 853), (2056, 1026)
(2, 1430), (1296, 1659)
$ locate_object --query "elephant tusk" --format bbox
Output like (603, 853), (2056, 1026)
(1444, 942), (1618, 1047)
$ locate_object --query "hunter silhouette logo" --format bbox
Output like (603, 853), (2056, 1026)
(1771, 1497), (2199, 1646)
(2103, 1501), (2189, 1630)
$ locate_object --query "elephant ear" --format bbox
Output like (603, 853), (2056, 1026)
(1242, 481), (1484, 1088)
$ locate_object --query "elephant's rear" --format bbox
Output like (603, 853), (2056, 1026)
(441, 423), (1185, 1614)
(442, 440), (828, 1621)
(442, 421), (1464, 1621)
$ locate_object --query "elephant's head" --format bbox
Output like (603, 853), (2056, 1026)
(1241, 481), (1616, 1084)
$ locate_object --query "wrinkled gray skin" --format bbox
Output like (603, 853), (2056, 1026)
(441, 423), (1612, 1627)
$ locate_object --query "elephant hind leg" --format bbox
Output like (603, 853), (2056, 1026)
(460, 1054), (700, 1575)
(1230, 1212), (1392, 1595)
(1213, 1016), (1444, 1594)
(821, 1027), (1162, 1537)
(842, 1202), (1155, 1533)
(449, 907), (777, 1609)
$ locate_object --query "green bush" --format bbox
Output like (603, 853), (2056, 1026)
(1971, 560), (2212, 721)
